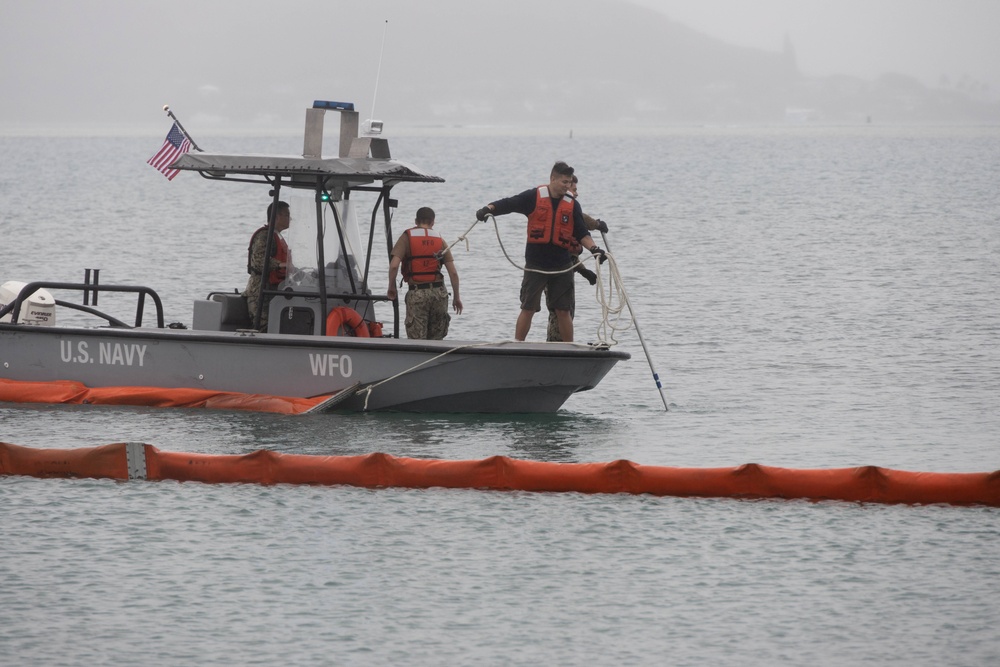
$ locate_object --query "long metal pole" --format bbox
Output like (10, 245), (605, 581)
(162, 105), (203, 152)
(601, 231), (669, 412)
(369, 21), (389, 121)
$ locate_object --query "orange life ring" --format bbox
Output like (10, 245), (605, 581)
(325, 307), (370, 337)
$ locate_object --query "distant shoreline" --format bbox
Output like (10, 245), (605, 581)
(3, 121), (1000, 139)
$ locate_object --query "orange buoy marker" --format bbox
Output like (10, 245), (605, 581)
(1, 442), (998, 507)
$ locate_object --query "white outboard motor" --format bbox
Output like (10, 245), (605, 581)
(0, 281), (56, 325)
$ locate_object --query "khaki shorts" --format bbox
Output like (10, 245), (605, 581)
(520, 265), (574, 312)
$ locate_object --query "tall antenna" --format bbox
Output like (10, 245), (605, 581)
(366, 20), (389, 135)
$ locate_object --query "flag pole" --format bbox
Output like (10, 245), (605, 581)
(162, 105), (203, 152)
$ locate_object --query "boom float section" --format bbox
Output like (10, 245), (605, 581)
(0, 378), (329, 414)
(2, 442), (998, 507)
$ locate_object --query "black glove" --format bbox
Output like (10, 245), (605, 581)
(589, 246), (607, 264)
(576, 265), (597, 285)
(596, 219), (609, 234)
(476, 206), (492, 222)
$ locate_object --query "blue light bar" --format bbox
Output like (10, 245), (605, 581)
(312, 100), (355, 111)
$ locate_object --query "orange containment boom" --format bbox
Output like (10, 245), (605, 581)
(2, 442), (998, 507)
(0, 378), (331, 414)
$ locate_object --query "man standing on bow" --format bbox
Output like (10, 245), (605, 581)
(545, 174), (610, 342)
(476, 161), (606, 342)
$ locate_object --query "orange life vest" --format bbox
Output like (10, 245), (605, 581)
(247, 226), (289, 286)
(526, 186), (577, 251)
(403, 227), (444, 283)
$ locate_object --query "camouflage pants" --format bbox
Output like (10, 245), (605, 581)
(545, 286), (575, 342)
(243, 275), (271, 332)
(247, 297), (268, 331)
(404, 285), (450, 340)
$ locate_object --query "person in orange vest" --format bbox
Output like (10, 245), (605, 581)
(387, 207), (463, 339)
(545, 174), (609, 341)
(476, 161), (606, 342)
(243, 200), (291, 332)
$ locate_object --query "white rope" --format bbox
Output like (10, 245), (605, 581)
(441, 218), (482, 257)
(485, 214), (581, 276)
(442, 214), (587, 276)
(590, 252), (635, 347)
(360, 340), (515, 411)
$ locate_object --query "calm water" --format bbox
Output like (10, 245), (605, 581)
(1, 125), (999, 665)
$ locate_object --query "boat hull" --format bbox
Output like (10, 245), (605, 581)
(0, 325), (629, 413)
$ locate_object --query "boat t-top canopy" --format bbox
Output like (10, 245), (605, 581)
(169, 100), (443, 189)
(170, 153), (444, 188)
(165, 101), (448, 335)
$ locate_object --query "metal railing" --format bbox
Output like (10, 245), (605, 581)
(0, 281), (165, 328)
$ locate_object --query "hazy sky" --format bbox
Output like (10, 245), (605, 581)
(634, 0), (1000, 90)
(1, 0), (997, 129)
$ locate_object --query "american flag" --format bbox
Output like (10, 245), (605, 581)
(147, 122), (191, 181)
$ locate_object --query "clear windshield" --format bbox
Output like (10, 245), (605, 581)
(282, 190), (368, 297)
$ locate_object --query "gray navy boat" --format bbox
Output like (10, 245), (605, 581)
(0, 102), (629, 413)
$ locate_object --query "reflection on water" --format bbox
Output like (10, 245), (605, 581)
(268, 411), (613, 462)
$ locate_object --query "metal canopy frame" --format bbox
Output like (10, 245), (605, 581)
(170, 151), (439, 337)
